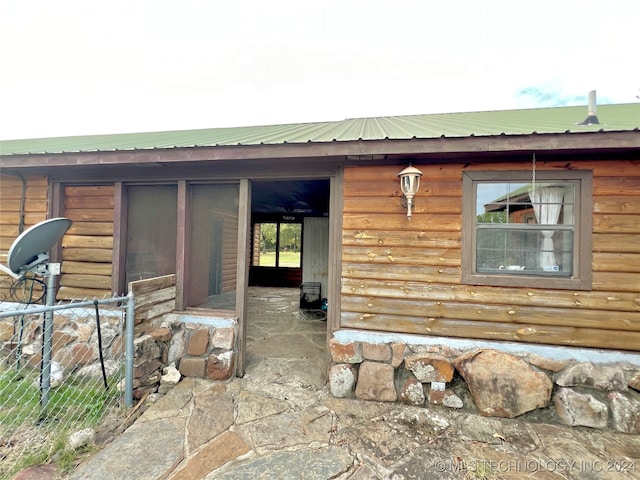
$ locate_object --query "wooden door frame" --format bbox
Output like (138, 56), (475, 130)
(327, 170), (342, 335)
(235, 173), (340, 377)
(235, 179), (251, 377)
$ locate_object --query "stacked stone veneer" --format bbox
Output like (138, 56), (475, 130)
(0, 308), (237, 401)
(128, 274), (238, 398)
(130, 319), (237, 399)
(169, 318), (237, 381)
(0, 274), (239, 401)
(0, 306), (124, 378)
(328, 338), (640, 433)
(0, 303), (176, 401)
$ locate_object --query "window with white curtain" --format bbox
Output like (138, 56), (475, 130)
(462, 170), (592, 290)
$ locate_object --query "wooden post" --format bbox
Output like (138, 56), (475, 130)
(235, 179), (251, 377)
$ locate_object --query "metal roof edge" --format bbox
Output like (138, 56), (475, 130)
(2, 130), (638, 170)
(1, 103), (639, 157)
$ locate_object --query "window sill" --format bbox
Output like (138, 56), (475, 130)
(462, 272), (592, 291)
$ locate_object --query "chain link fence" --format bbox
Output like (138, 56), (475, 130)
(0, 294), (133, 479)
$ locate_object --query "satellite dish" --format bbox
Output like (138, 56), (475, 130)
(6, 217), (72, 277)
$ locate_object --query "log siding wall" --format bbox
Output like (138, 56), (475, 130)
(341, 160), (640, 352)
(59, 185), (115, 300)
(0, 175), (49, 301)
(222, 216), (239, 293)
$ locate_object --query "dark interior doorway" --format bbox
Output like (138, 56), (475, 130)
(249, 179), (329, 288)
(245, 179), (330, 383)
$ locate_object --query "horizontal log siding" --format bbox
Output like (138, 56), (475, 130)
(591, 171), (640, 296)
(129, 274), (176, 334)
(222, 217), (239, 293)
(341, 160), (640, 351)
(0, 175), (49, 301)
(59, 185), (115, 300)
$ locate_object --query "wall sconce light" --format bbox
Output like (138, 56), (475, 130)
(398, 165), (423, 219)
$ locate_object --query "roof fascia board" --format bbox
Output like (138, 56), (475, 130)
(1, 131), (638, 169)
(41, 159), (342, 183)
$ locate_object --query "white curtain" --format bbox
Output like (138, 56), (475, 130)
(529, 187), (563, 270)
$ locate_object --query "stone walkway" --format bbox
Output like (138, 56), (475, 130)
(23, 288), (640, 479)
(64, 365), (640, 480)
(244, 287), (328, 388)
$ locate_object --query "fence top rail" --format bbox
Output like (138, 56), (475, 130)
(0, 293), (132, 318)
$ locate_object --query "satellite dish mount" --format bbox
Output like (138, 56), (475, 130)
(1, 217), (72, 413)
(4, 217), (72, 279)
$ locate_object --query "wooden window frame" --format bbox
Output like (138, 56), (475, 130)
(251, 220), (303, 269)
(461, 170), (592, 290)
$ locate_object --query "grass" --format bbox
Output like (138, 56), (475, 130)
(0, 367), (120, 428)
(0, 364), (123, 479)
(2, 428), (98, 479)
(0, 369), (40, 426)
(257, 251), (301, 268)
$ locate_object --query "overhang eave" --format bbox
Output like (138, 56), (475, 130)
(1, 130), (638, 169)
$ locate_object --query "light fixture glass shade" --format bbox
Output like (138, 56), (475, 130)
(398, 165), (422, 219)
(399, 165), (422, 195)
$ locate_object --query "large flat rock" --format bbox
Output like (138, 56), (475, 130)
(67, 416), (186, 480)
(206, 445), (353, 480)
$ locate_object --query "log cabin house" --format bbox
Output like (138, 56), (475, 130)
(1, 100), (639, 375)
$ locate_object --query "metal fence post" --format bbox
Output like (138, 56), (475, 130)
(125, 289), (135, 407)
(1, 294), (131, 477)
(40, 263), (60, 415)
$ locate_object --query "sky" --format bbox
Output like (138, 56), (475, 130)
(1, 0), (638, 140)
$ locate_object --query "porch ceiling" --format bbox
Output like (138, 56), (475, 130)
(251, 179), (329, 216)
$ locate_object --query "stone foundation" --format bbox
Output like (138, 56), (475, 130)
(133, 315), (238, 398)
(328, 338), (640, 434)
(0, 305), (124, 382)
(171, 319), (237, 381)
(0, 303), (238, 401)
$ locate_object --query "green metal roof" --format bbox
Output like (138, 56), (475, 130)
(1, 103), (639, 156)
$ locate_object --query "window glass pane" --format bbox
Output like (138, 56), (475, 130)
(126, 185), (177, 285)
(476, 227), (573, 275)
(478, 182), (576, 225)
(477, 182), (528, 223)
(562, 186), (576, 225)
(278, 223), (302, 267)
(529, 183), (576, 227)
(188, 184), (239, 309)
(475, 180), (576, 277)
(463, 171), (590, 289)
(255, 223), (277, 266)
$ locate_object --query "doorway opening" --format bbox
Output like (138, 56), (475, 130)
(245, 286), (327, 387)
(245, 179), (330, 386)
